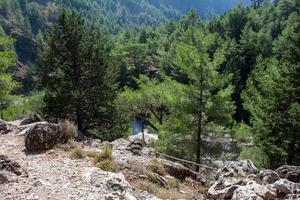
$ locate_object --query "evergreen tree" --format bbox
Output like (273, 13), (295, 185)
(37, 9), (117, 134)
(243, 13), (300, 167)
(0, 26), (17, 118)
(175, 28), (235, 169)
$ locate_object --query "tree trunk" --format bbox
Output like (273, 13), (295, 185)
(76, 104), (83, 132)
(196, 67), (204, 172)
(142, 123), (146, 145)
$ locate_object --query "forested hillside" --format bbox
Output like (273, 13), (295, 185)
(1, 0), (299, 172)
(0, 0), (251, 65)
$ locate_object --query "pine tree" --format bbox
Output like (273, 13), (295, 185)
(243, 13), (300, 167)
(37, 9), (117, 134)
(175, 28), (235, 169)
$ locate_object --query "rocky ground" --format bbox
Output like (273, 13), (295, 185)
(0, 120), (205, 200)
(0, 119), (300, 200)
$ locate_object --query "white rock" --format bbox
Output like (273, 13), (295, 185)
(273, 179), (299, 195)
(128, 131), (158, 144)
(232, 182), (276, 200)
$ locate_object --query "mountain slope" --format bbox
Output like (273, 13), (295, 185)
(0, 0), (252, 64)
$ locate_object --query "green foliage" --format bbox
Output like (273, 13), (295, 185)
(243, 12), (300, 168)
(37, 9), (117, 136)
(1, 92), (44, 121)
(239, 146), (269, 168)
(0, 26), (18, 119)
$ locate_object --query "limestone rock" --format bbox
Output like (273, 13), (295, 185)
(0, 155), (24, 176)
(0, 170), (18, 184)
(20, 114), (42, 126)
(163, 160), (198, 180)
(273, 179), (299, 195)
(217, 159), (258, 180)
(256, 170), (280, 184)
(207, 179), (244, 199)
(276, 165), (300, 183)
(25, 123), (63, 152)
(128, 131), (158, 144)
(0, 120), (8, 134)
(232, 182), (276, 200)
(126, 142), (143, 155)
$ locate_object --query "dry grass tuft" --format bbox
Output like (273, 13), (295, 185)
(131, 179), (192, 200)
(147, 159), (166, 176)
(84, 146), (117, 172)
(59, 119), (77, 142)
(70, 145), (85, 159)
(95, 159), (118, 172)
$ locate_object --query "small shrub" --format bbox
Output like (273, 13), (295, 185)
(59, 119), (77, 142)
(85, 151), (100, 158)
(147, 159), (166, 176)
(239, 146), (269, 168)
(95, 159), (117, 172)
(94, 146), (113, 163)
(71, 146), (85, 159)
(167, 177), (178, 189)
(131, 179), (190, 200)
(87, 146), (117, 172)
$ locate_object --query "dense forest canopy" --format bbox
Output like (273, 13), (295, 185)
(0, 0), (299, 169)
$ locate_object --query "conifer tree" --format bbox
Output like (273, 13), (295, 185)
(37, 9), (116, 134)
(175, 28), (235, 169)
(243, 13), (300, 167)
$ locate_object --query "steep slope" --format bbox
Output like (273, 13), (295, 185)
(0, 0), (251, 65)
(149, 0), (252, 18)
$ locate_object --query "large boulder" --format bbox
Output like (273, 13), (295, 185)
(273, 179), (299, 195)
(20, 114), (42, 126)
(25, 123), (63, 152)
(255, 170), (280, 184)
(208, 179), (244, 199)
(232, 181), (276, 200)
(276, 165), (300, 183)
(217, 160), (258, 180)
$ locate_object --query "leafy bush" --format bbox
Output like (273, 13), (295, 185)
(2, 92), (44, 121)
(239, 146), (269, 168)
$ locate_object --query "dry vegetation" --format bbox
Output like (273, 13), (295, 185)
(59, 119), (77, 142)
(70, 145), (117, 172)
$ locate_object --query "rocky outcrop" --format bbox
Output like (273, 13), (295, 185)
(255, 169), (280, 184)
(0, 120), (9, 134)
(20, 114), (42, 126)
(217, 159), (258, 180)
(276, 165), (300, 183)
(162, 159), (198, 181)
(273, 179), (299, 195)
(83, 167), (159, 199)
(126, 141), (143, 155)
(0, 155), (25, 184)
(208, 160), (300, 200)
(208, 179), (244, 199)
(25, 123), (63, 152)
(232, 181), (276, 200)
(0, 155), (24, 176)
